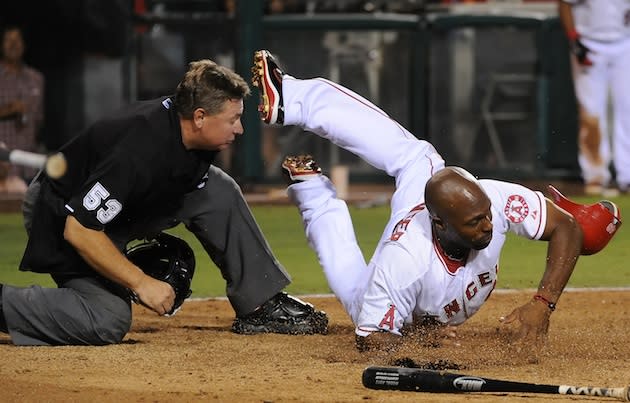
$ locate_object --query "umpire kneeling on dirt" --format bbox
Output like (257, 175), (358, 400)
(0, 59), (327, 345)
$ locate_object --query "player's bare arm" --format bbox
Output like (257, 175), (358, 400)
(557, 1), (576, 36)
(63, 215), (176, 315)
(558, 0), (593, 66)
(501, 199), (582, 344)
(534, 199), (583, 300)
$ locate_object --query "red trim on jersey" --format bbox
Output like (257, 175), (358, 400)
(534, 194), (544, 239)
(433, 234), (467, 275)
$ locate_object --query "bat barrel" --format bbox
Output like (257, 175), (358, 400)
(364, 367), (557, 394)
(363, 367), (629, 401)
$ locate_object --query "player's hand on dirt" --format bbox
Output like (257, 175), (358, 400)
(416, 324), (460, 347)
(500, 299), (551, 347)
(403, 317), (460, 348)
(571, 38), (593, 66)
(355, 331), (402, 353)
(133, 275), (176, 316)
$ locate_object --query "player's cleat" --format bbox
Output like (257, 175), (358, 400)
(252, 49), (285, 124)
(231, 292), (328, 335)
(281, 154), (322, 184)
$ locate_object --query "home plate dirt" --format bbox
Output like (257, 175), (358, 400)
(0, 290), (628, 402)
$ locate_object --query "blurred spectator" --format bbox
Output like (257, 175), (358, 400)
(0, 142), (28, 197)
(265, 0), (306, 13)
(559, 0), (630, 196)
(0, 26), (44, 182)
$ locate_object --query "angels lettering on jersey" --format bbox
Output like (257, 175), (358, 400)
(356, 181), (547, 337)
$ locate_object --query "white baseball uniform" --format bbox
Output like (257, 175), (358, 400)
(283, 77), (548, 337)
(562, 0), (630, 189)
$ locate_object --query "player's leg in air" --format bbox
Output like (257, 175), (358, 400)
(252, 50), (445, 322)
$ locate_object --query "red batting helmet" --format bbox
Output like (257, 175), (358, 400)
(547, 185), (622, 255)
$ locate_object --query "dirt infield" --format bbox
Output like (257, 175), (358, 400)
(0, 290), (628, 402)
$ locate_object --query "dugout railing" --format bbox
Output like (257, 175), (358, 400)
(126, 4), (579, 183)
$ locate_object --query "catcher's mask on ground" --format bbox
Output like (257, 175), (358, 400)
(547, 185), (622, 255)
(125, 232), (196, 314)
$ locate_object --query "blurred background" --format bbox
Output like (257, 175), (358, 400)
(0, 0), (580, 188)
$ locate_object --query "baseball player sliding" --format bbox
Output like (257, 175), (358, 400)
(252, 50), (622, 352)
(558, 0), (630, 195)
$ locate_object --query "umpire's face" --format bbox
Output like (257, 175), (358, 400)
(189, 98), (244, 151)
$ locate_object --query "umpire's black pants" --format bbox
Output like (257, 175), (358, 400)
(2, 165), (290, 345)
(107, 165), (292, 316)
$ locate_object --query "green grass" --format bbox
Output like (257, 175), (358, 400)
(1, 195), (629, 297)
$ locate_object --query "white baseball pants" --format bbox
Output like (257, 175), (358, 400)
(282, 77), (445, 322)
(573, 36), (630, 188)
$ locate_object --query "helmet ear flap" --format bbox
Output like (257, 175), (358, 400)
(547, 185), (622, 255)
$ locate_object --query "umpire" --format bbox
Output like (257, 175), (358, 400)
(0, 60), (327, 345)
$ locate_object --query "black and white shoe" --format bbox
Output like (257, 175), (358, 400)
(232, 292), (328, 335)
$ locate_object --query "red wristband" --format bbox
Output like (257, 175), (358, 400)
(566, 29), (579, 42)
(533, 295), (556, 311)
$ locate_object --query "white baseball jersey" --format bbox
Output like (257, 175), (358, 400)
(281, 76), (548, 339)
(356, 180), (547, 336)
(562, 0), (630, 42)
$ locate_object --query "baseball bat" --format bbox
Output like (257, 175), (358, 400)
(363, 367), (630, 401)
(0, 148), (67, 179)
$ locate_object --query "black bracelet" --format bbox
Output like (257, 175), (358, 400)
(533, 294), (556, 311)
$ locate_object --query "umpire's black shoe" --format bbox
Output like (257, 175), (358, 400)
(232, 292), (328, 335)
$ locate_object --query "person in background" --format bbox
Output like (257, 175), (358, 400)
(0, 25), (44, 183)
(558, 0), (630, 195)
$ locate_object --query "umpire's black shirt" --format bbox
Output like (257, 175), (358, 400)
(20, 97), (215, 274)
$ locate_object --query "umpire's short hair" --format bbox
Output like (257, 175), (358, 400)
(174, 59), (250, 118)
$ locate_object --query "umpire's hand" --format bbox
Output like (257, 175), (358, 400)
(133, 275), (176, 315)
